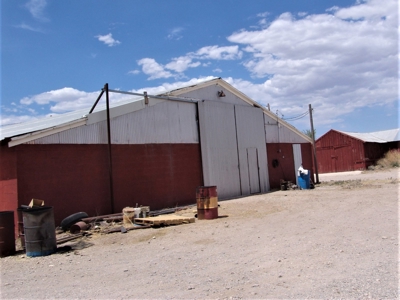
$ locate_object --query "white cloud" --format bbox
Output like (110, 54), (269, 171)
(195, 45), (242, 60)
(167, 27), (184, 40)
(226, 0), (398, 127)
(128, 70), (140, 75)
(19, 88), (104, 113)
(335, 0), (397, 21)
(213, 68), (222, 73)
(95, 33), (121, 47)
(14, 22), (44, 33)
(257, 12), (270, 18)
(24, 0), (49, 22)
(165, 56), (201, 73)
(137, 58), (174, 80)
(137, 45), (242, 80)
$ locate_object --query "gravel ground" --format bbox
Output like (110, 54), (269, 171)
(1, 168), (399, 299)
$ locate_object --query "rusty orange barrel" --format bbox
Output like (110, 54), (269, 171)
(0, 211), (16, 257)
(196, 186), (218, 220)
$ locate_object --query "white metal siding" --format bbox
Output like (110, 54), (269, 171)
(293, 144), (302, 186)
(264, 114), (310, 143)
(247, 148), (261, 194)
(235, 105), (269, 194)
(198, 101), (241, 199)
(26, 101), (199, 144)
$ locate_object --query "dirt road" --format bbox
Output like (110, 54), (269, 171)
(1, 168), (398, 299)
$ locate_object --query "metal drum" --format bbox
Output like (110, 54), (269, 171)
(0, 211), (16, 257)
(196, 186), (218, 220)
(21, 206), (57, 257)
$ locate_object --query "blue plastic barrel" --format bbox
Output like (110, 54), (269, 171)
(298, 173), (310, 189)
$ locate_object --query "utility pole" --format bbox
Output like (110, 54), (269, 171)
(309, 104), (320, 184)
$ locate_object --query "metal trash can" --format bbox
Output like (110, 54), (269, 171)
(196, 186), (218, 220)
(0, 211), (16, 257)
(20, 206), (57, 257)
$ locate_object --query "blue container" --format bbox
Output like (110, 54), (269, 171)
(298, 173), (311, 189)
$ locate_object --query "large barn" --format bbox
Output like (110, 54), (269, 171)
(0, 78), (313, 231)
(315, 128), (400, 173)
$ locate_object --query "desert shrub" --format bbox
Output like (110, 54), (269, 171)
(376, 149), (400, 168)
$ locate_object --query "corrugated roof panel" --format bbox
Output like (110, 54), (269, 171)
(338, 128), (400, 143)
(1, 109), (88, 140)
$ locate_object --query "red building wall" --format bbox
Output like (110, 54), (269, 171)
(267, 143), (314, 189)
(3, 143), (202, 227)
(111, 144), (203, 212)
(16, 144), (111, 225)
(0, 144), (18, 237)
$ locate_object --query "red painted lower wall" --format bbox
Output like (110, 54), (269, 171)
(112, 144), (203, 212)
(267, 143), (314, 189)
(10, 143), (203, 226)
(16, 144), (111, 226)
(267, 143), (295, 189)
(0, 144), (18, 237)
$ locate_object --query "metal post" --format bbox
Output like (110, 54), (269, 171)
(309, 104), (320, 184)
(105, 83), (115, 213)
(88, 90), (105, 114)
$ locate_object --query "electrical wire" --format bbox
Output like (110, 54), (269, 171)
(282, 110), (309, 121)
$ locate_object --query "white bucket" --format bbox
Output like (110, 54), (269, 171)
(134, 208), (141, 218)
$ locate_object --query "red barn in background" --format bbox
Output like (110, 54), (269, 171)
(315, 129), (400, 173)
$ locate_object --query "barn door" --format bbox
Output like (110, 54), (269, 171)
(247, 147), (260, 194)
(331, 154), (337, 172)
(292, 144), (302, 186)
(197, 101), (241, 199)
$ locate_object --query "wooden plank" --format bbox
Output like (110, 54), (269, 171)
(134, 214), (195, 226)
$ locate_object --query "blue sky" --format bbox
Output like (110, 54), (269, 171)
(1, 0), (398, 138)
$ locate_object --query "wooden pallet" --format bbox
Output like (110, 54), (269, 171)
(134, 214), (195, 226)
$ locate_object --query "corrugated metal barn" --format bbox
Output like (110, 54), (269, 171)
(315, 128), (400, 173)
(0, 78), (313, 230)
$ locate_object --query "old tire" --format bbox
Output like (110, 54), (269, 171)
(60, 212), (88, 231)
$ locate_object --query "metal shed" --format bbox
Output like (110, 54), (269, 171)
(315, 128), (400, 173)
(0, 78), (313, 230)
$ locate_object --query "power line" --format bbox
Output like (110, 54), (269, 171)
(282, 110), (309, 121)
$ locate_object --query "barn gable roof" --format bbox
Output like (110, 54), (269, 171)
(337, 128), (400, 143)
(1, 78), (311, 146)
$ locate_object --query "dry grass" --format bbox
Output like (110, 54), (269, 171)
(376, 149), (400, 168)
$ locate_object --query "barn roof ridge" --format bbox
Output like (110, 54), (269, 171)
(317, 128), (400, 143)
(337, 128), (400, 143)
